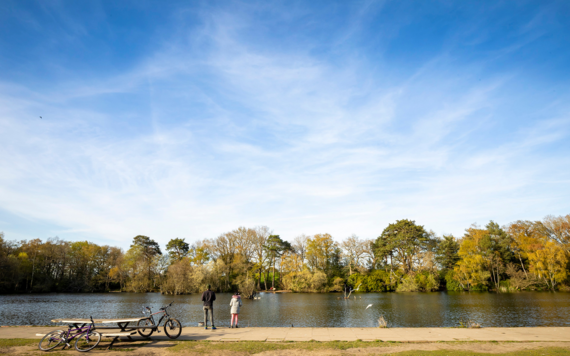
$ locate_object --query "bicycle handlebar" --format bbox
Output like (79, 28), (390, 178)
(159, 302), (173, 311)
(146, 302), (174, 312)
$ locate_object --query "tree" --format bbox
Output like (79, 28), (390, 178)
(306, 233), (339, 275)
(0, 232), (20, 293)
(360, 239), (376, 271)
(161, 258), (193, 295)
(20, 238), (42, 291)
(210, 233), (236, 290)
(377, 219), (432, 274)
(454, 222), (512, 292)
(292, 234), (309, 264)
(232, 227), (256, 263)
(527, 240), (568, 290)
(166, 238), (189, 262)
(371, 235), (391, 272)
(481, 222), (511, 291)
(188, 240), (210, 266)
(209, 227), (255, 291)
(507, 220), (539, 277)
(435, 235), (460, 270)
(506, 220), (567, 289)
(505, 263), (537, 290)
(453, 227), (490, 291)
(131, 235), (162, 290)
(481, 221), (513, 265)
(341, 234), (367, 275)
(539, 214), (570, 253)
(253, 226), (271, 290)
(280, 250), (304, 275)
(264, 235), (291, 289)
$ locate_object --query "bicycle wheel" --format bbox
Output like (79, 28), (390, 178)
(38, 330), (64, 351)
(137, 318), (154, 338)
(74, 331), (101, 352)
(164, 318), (182, 339)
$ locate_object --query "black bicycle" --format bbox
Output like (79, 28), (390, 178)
(137, 302), (182, 339)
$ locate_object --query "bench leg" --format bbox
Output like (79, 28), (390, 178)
(107, 336), (119, 350)
(118, 322), (133, 340)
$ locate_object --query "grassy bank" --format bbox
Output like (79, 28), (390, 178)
(169, 340), (570, 355)
(2, 339), (570, 355)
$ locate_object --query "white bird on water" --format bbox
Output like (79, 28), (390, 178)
(366, 304), (373, 310)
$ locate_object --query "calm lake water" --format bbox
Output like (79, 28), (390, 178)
(1, 292), (569, 327)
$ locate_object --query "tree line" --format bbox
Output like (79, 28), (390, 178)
(0, 214), (568, 295)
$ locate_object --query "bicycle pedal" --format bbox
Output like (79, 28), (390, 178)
(66, 343), (71, 348)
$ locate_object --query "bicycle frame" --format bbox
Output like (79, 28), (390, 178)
(63, 325), (92, 341)
(137, 302), (181, 340)
(51, 320), (95, 348)
(144, 306), (171, 327)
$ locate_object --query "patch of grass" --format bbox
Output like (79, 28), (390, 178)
(0, 338), (37, 347)
(170, 341), (290, 354)
(169, 340), (393, 354)
(391, 348), (570, 355)
(167, 341), (570, 356)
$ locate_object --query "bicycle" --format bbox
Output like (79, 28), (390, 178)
(39, 316), (101, 352)
(137, 302), (182, 339)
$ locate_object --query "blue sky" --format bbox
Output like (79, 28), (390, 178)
(1, 0), (569, 249)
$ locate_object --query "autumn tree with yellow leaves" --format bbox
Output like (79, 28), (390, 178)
(1, 214), (569, 295)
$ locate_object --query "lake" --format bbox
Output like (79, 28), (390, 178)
(1, 292), (569, 327)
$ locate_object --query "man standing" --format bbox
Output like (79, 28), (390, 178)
(201, 284), (216, 330)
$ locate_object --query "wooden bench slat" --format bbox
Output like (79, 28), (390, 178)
(51, 318), (145, 323)
(36, 332), (64, 337)
(102, 332), (136, 337)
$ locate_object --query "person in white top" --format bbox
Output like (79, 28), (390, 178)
(229, 292), (243, 328)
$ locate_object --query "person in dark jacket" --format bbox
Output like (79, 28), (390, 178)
(201, 284), (216, 330)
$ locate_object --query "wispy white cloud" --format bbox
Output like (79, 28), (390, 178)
(1, 2), (569, 248)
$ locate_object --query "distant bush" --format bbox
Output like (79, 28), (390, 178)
(415, 271), (440, 292)
(445, 270), (462, 291)
(396, 275), (419, 292)
(347, 270), (399, 292)
(282, 269), (328, 292)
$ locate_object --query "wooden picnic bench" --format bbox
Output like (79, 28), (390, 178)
(51, 318), (150, 350)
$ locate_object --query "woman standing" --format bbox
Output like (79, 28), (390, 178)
(229, 292), (243, 328)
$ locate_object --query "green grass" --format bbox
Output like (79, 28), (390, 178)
(1, 338), (569, 356)
(168, 340), (570, 355)
(392, 348), (570, 355)
(0, 338), (38, 347)
(0, 338), (147, 352)
(169, 340), (392, 354)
